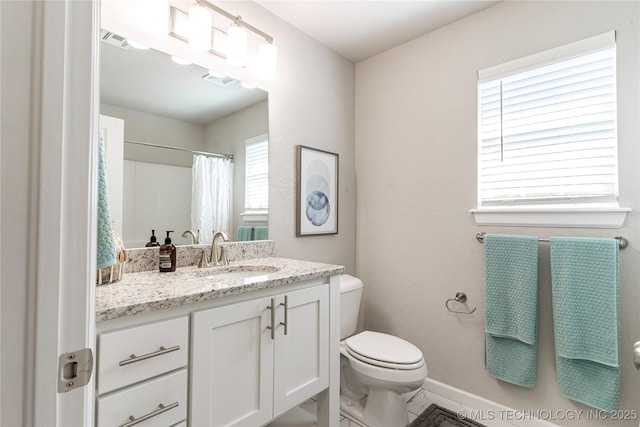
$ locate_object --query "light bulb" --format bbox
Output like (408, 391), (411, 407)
(226, 23), (247, 67)
(258, 42), (277, 80)
(188, 5), (212, 52)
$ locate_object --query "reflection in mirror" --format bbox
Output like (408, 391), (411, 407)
(99, 33), (269, 248)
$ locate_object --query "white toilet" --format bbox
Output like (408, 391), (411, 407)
(339, 274), (427, 427)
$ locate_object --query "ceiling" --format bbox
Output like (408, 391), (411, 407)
(100, 39), (267, 125)
(256, 1), (501, 62)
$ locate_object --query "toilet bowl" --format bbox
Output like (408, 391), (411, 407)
(339, 275), (427, 427)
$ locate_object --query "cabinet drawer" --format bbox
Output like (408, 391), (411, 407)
(98, 316), (188, 394)
(97, 369), (187, 427)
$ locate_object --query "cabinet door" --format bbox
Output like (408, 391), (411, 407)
(273, 286), (329, 417)
(191, 297), (274, 427)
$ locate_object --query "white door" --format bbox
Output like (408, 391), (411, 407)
(31, 1), (99, 425)
(191, 298), (275, 426)
(273, 286), (329, 417)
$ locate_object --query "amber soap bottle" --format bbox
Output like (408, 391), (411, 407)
(145, 229), (160, 247)
(159, 230), (176, 272)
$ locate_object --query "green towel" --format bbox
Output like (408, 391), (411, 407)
(550, 237), (620, 411)
(253, 226), (268, 240)
(484, 234), (538, 387)
(237, 225), (253, 241)
(96, 135), (116, 270)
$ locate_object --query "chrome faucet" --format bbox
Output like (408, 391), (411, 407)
(182, 229), (200, 244)
(211, 231), (230, 266)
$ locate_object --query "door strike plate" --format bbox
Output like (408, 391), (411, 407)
(57, 348), (93, 393)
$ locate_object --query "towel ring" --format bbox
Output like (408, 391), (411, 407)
(445, 292), (477, 315)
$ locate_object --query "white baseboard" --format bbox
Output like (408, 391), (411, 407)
(422, 378), (559, 427)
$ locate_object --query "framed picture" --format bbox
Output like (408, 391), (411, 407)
(296, 145), (339, 236)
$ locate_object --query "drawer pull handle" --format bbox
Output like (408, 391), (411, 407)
(118, 345), (180, 366)
(119, 401), (179, 427)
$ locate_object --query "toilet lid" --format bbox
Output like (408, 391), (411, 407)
(345, 331), (424, 368)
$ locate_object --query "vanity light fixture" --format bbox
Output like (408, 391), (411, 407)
(169, 0), (277, 79)
(226, 22), (248, 67)
(258, 41), (277, 80)
(188, 5), (212, 52)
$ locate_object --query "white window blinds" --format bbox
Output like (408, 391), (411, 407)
(245, 136), (269, 210)
(477, 32), (617, 207)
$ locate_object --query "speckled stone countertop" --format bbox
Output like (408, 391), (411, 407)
(96, 257), (344, 321)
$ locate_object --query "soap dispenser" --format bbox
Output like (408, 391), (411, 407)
(145, 229), (161, 247)
(159, 230), (176, 272)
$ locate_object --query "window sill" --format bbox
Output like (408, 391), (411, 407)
(469, 206), (631, 228)
(240, 211), (269, 222)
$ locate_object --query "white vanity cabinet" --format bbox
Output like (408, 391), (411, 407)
(95, 316), (189, 426)
(190, 283), (329, 426)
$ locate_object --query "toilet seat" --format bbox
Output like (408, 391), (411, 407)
(344, 347), (428, 385)
(345, 331), (425, 370)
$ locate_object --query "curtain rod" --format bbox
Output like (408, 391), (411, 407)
(475, 232), (628, 250)
(124, 139), (233, 161)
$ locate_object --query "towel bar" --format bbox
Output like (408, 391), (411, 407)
(475, 232), (628, 250)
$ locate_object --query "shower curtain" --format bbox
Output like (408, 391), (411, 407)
(191, 155), (232, 244)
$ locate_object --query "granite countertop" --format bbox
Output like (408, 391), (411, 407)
(96, 257), (344, 321)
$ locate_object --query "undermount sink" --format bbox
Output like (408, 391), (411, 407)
(195, 265), (280, 280)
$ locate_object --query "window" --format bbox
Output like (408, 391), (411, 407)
(472, 32), (629, 227)
(244, 134), (269, 213)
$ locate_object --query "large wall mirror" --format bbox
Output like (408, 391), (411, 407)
(100, 32), (269, 248)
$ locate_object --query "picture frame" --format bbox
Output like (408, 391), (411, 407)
(296, 145), (339, 236)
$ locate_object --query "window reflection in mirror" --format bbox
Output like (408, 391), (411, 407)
(99, 33), (269, 248)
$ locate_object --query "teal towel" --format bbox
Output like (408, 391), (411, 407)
(550, 237), (620, 411)
(96, 136), (116, 270)
(253, 226), (268, 240)
(237, 225), (253, 241)
(484, 234), (538, 387)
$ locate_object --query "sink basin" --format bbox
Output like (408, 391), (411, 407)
(195, 265), (280, 280)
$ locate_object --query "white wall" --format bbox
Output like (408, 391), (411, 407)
(216, 2), (356, 270)
(101, 103), (205, 168)
(123, 160), (192, 248)
(355, 2), (639, 426)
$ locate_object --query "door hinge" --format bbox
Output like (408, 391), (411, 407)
(58, 348), (93, 393)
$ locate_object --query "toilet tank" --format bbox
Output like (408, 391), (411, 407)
(339, 274), (363, 340)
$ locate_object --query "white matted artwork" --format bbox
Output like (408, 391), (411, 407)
(296, 145), (339, 236)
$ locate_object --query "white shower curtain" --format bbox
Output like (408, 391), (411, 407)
(191, 155), (232, 244)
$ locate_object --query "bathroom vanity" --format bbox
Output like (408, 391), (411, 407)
(94, 257), (344, 426)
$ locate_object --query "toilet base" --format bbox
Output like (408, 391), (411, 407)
(340, 389), (410, 427)
(340, 394), (366, 422)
